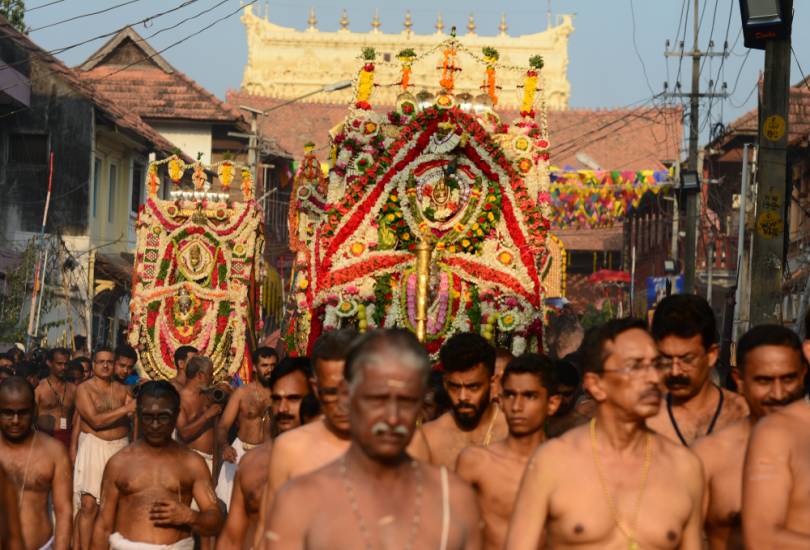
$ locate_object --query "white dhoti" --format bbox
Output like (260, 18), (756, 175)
(109, 532), (194, 550)
(215, 438), (259, 511)
(73, 432), (128, 511)
(37, 535), (54, 550)
(190, 448), (214, 511)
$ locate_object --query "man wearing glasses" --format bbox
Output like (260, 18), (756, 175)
(91, 381), (223, 550)
(647, 295), (748, 446)
(506, 318), (703, 550)
(254, 330), (356, 550)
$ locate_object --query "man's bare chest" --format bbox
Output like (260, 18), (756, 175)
(0, 451), (52, 493)
(240, 390), (271, 419)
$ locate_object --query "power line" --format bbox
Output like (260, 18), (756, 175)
(629, 0), (655, 97)
(25, 0), (66, 12)
(792, 45), (810, 94)
(29, 0), (144, 32)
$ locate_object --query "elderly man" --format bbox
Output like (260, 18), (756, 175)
(265, 329), (481, 549)
(74, 347), (135, 550)
(694, 324), (807, 550)
(457, 353), (560, 550)
(215, 347), (277, 508)
(254, 330), (355, 549)
(409, 332), (507, 469)
(507, 318), (704, 550)
(648, 295), (748, 446)
(91, 381), (223, 550)
(0, 377), (73, 550)
(34, 347), (76, 448)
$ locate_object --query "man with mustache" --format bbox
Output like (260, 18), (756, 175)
(741, 315), (810, 549)
(90, 381), (223, 550)
(507, 318), (703, 550)
(694, 324), (807, 550)
(215, 347), (277, 508)
(34, 347), (76, 448)
(73, 347), (135, 550)
(457, 353), (560, 550)
(255, 330), (356, 550)
(265, 329), (482, 549)
(215, 358), (311, 550)
(111, 346), (138, 386)
(647, 294), (748, 446)
(409, 332), (507, 469)
(0, 377), (73, 550)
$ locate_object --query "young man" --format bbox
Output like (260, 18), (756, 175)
(254, 330), (356, 550)
(265, 329), (481, 550)
(694, 324), (807, 550)
(648, 294), (748, 446)
(91, 381), (223, 550)
(74, 347), (135, 550)
(507, 318), (704, 550)
(170, 346), (198, 391)
(457, 353), (561, 550)
(546, 358), (589, 437)
(741, 316), (810, 548)
(409, 332), (507, 469)
(0, 377), (73, 550)
(0, 462), (25, 550)
(215, 347), (277, 508)
(269, 357), (312, 436)
(34, 347), (76, 448)
(111, 345), (138, 386)
(177, 356), (223, 475)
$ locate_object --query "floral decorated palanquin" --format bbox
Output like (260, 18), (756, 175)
(129, 157), (263, 383)
(286, 41), (559, 356)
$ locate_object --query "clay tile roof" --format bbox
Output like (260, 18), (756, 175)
(0, 16), (180, 157)
(78, 27), (245, 124)
(227, 91), (682, 171)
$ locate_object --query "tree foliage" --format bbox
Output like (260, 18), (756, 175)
(1, 0), (26, 33)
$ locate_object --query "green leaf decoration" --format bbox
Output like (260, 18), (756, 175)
(362, 47), (376, 61)
(529, 55), (544, 69)
(482, 47), (500, 60)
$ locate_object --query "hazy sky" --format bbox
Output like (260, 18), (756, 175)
(22, 0), (810, 150)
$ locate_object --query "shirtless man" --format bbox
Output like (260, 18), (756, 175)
(409, 332), (508, 469)
(111, 346), (138, 386)
(216, 358), (311, 550)
(457, 353), (561, 550)
(547, 358), (590, 437)
(507, 318), (704, 550)
(170, 346), (198, 391)
(177, 356), (222, 475)
(74, 347), (135, 550)
(269, 357), (312, 436)
(648, 294), (748, 446)
(0, 377), (72, 550)
(0, 463), (25, 550)
(34, 347), (76, 448)
(91, 381), (223, 550)
(215, 347), (276, 508)
(255, 330), (356, 549)
(694, 324), (807, 550)
(266, 329), (481, 550)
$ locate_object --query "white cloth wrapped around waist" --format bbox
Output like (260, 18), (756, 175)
(37, 535), (54, 550)
(109, 532), (194, 550)
(73, 432), (129, 509)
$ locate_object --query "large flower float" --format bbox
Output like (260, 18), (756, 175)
(129, 157), (263, 382)
(286, 40), (558, 356)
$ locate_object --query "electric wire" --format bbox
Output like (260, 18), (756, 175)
(29, 0), (144, 32)
(629, 0), (655, 96)
(25, 0), (66, 12)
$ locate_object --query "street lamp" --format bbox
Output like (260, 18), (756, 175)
(739, 0), (793, 50)
(262, 79), (353, 115)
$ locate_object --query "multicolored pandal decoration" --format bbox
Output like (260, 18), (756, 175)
(549, 169), (672, 228)
(286, 39), (556, 357)
(130, 156), (263, 382)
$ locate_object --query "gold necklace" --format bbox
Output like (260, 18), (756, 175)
(589, 418), (652, 550)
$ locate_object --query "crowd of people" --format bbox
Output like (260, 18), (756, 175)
(0, 293), (808, 549)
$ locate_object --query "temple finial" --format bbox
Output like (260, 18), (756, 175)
(467, 13), (476, 35)
(435, 12), (444, 34)
(307, 7), (317, 30)
(499, 13), (508, 36)
(339, 9), (349, 30)
(371, 9), (381, 32)
(403, 10), (413, 34)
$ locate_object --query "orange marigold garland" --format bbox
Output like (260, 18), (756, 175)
(241, 168), (254, 200)
(482, 47), (500, 106)
(438, 42), (460, 92)
(218, 160), (235, 190)
(167, 154), (185, 183)
(398, 48), (416, 91)
(147, 163), (159, 197)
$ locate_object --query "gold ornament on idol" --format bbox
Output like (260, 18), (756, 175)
(589, 418), (652, 550)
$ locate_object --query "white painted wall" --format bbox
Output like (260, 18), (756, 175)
(149, 122), (213, 164)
